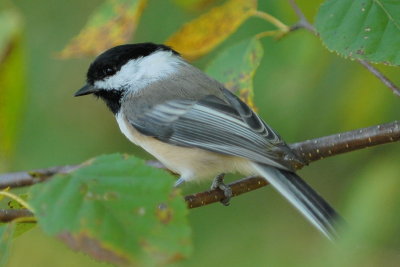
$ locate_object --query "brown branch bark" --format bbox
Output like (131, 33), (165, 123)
(0, 209), (34, 222)
(0, 165), (80, 189)
(0, 121), (398, 219)
(287, 0), (400, 97)
(185, 176), (267, 208)
(290, 121), (400, 164)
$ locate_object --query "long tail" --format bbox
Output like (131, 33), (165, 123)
(252, 163), (341, 240)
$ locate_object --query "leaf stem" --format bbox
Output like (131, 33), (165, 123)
(251, 10), (289, 32)
(0, 191), (33, 211)
(357, 59), (400, 97)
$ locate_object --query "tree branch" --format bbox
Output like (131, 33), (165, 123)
(0, 165), (80, 189)
(287, 0), (400, 97)
(0, 209), (34, 222)
(0, 121), (398, 219)
(290, 121), (400, 164)
(185, 176), (267, 208)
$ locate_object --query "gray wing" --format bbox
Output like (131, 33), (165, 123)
(127, 88), (300, 170)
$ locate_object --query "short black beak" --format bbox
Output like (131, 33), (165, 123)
(74, 84), (98, 97)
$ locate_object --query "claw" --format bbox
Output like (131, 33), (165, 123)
(211, 173), (232, 206)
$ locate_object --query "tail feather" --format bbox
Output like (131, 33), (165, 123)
(252, 163), (341, 240)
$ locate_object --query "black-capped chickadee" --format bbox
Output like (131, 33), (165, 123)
(75, 43), (341, 240)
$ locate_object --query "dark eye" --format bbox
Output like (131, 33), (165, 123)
(104, 67), (115, 76)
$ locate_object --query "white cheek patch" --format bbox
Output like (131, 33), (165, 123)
(94, 50), (182, 93)
(94, 60), (139, 90)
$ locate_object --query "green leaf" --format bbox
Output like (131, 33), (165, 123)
(315, 0), (400, 65)
(0, 223), (15, 266)
(59, 0), (148, 58)
(0, 9), (25, 170)
(205, 37), (263, 109)
(29, 154), (191, 265)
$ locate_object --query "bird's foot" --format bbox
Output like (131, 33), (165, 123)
(211, 173), (232, 206)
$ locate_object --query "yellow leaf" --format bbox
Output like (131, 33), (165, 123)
(166, 0), (257, 60)
(173, 0), (218, 11)
(59, 0), (147, 58)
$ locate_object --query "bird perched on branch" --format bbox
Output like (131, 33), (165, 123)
(75, 43), (341, 240)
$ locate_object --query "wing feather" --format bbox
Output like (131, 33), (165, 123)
(128, 92), (297, 170)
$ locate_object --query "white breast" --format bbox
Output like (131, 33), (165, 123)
(115, 112), (141, 145)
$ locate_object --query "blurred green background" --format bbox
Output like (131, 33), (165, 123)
(2, 0), (400, 266)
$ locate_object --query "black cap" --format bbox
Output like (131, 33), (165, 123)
(86, 43), (179, 84)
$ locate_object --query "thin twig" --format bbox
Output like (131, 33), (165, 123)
(357, 59), (400, 96)
(287, 0), (400, 97)
(288, 0), (304, 19)
(288, 0), (316, 34)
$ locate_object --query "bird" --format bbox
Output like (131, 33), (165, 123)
(74, 42), (341, 240)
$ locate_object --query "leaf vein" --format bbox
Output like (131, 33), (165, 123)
(374, 0), (400, 31)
